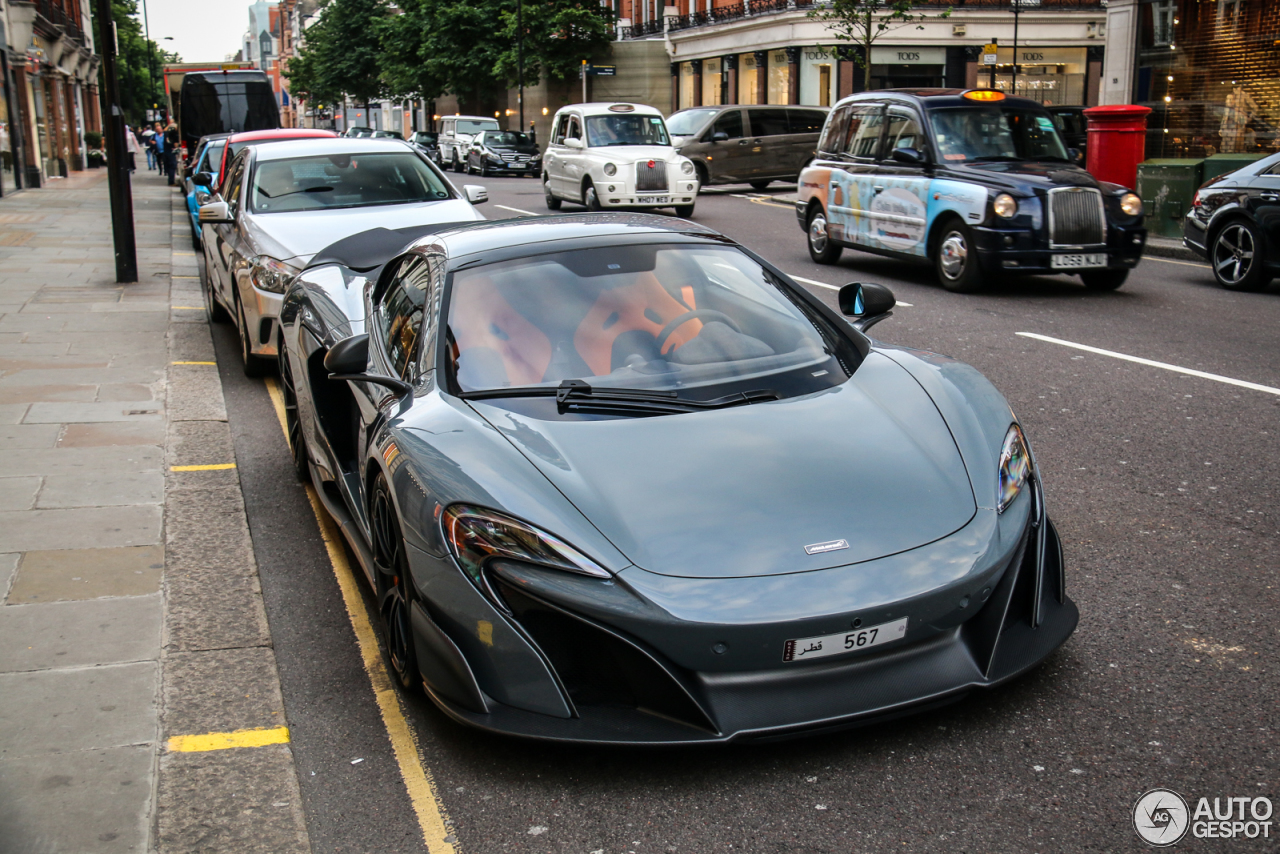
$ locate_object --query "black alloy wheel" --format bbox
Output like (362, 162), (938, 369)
(1211, 219), (1269, 291)
(202, 261), (230, 324)
(277, 344), (309, 481)
(749, 179), (772, 191)
(479, 159), (489, 178)
(806, 206), (842, 265)
(371, 474), (421, 693)
(453, 152), (464, 173)
(933, 218), (984, 293)
(544, 179), (562, 210)
(236, 299), (269, 378)
(1080, 269), (1129, 291)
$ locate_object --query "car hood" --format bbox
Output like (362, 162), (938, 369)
(242, 199), (484, 266)
(488, 144), (540, 155)
(469, 353), (976, 579)
(587, 145), (682, 163)
(945, 161), (1102, 194)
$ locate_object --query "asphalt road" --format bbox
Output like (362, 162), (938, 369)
(212, 176), (1279, 853)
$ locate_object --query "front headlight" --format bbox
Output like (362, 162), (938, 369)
(442, 504), (610, 582)
(680, 160), (695, 175)
(603, 162), (617, 177)
(248, 256), (301, 294)
(1120, 192), (1143, 217)
(993, 193), (1018, 219)
(997, 424), (1033, 514)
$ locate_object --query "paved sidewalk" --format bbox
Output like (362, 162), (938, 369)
(0, 170), (309, 852)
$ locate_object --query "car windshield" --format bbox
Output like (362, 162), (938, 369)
(666, 109), (718, 136)
(249, 152), (451, 213)
(227, 135), (323, 164)
(456, 120), (499, 135)
(483, 131), (531, 147)
(445, 243), (848, 399)
(929, 108), (1070, 162)
(586, 114), (670, 147)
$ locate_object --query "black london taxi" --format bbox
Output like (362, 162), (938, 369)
(796, 89), (1147, 292)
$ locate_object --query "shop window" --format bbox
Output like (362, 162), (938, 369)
(767, 51), (789, 105)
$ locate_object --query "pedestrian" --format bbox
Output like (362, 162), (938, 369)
(124, 125), (139, 173)
(162, 121), (180, 185)
(141, 125), (156, 170)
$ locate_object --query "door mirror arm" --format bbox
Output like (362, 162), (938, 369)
(324, 334), (413, 396)
(328, 373), (413, 396)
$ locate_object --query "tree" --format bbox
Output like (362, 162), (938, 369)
(494, 0), (615, 88)
(380, 0), (505, 114)
(285, 0), (389, 115)
(91, 0), (180, 126)
(809, 0), (950, 91)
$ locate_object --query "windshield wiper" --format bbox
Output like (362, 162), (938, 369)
(458, 379), (778, 414)
(257, 186), (334, 199)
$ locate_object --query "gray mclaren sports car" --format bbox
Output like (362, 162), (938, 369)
(277, 213), (1077, 744)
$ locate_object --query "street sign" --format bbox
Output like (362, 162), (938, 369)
(585, 65), (616, 77)
(983, 43), (999, 65)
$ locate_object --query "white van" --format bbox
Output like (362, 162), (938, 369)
(439, 115), (501, 172)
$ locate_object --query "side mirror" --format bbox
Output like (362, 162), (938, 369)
(192, 171), (214, 188)
(563, 137), (583, 149)
(890, 147), (925, 165)
(325, 333), (412, 396)
(838, 282), (896, 332)
(463, 184), (488, 205)
(194, 189), (212, 206)
(197, 200), (233, 224)
(711, 131), (729, 143)
(1068, 147), (1084, 164)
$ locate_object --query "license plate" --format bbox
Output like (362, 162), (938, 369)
(782, 617), (908, 662)
(1051, 253), (1107, 269)
(638, 195), (670, 204)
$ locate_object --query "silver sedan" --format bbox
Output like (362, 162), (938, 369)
(197, 137), (489, 375)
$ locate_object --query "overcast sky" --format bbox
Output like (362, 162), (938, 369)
(140, 0), (253, 64)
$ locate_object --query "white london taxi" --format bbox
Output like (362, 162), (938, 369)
(543, 103), (700, 217)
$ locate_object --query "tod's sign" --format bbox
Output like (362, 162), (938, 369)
(869, 47), (946, 65)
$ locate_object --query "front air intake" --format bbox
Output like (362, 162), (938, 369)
(635, 161), (668, 193)
(1048, 187), (1105, 246)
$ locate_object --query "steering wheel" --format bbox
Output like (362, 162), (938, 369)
(654, 310), (741, 355)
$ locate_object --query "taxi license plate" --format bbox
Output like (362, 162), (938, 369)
(1051, 253), (1107, 269)
(782, 617), (908, 662)
(638, 195), (670, 204)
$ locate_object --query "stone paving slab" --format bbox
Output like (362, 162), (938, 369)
(23, 401), (163, 423)
(0, 424), (62, 449)
(37, 471), (165, 509)
(0, 403), (31, 423)
(0, 476), (41, 511)
(0, 505), (162, 552)
(1, 552), (16, 598)
(58, 420), (166, 447)
(0, 594), (161, 669)
(163, 646), (289, 736)
(5, 545), (165, 604)
(0, 444), (164, 477)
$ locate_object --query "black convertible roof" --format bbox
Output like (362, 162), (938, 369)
(305, 222), (475, 272)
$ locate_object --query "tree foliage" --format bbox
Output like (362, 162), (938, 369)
(380, 0), (504, 111)
(809, 0), (950, 90)
(285, 0), (390, 109)
(91, 0), (180, 126)
(494, 0), (615, 87)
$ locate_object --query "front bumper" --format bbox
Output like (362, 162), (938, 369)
(408, 494), (1077, 744)
(971, 222), (1147, 275)
(242, 285), (284, 357)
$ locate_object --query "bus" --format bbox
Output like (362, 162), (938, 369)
(163, 63), (280, 167)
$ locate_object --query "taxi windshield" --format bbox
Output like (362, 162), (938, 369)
(929, 108), (1070, 163)
(586, 114), (670, 147)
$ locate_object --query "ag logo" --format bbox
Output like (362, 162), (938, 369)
(1134, 789), (1190, 846)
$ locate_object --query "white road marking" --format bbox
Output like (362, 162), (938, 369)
(494, 204), (539, 216)
(1146, 255), (1209, 268)
(1017, 332), (1280, 396)
(789, 274), (913, 306)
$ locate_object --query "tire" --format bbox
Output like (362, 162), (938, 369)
(452, 152), (463, 173)
(1080, 269), (1129, 291)
(694, 162), (709, 193)
(806, 207), (842, 265)
(583, 182), (602, 212)
(749, 180), (772, 191)
(1210, 219), (1268, 291)
(479, 161), (489, 178)
(202, 262), (231, 324)
(674, 204), (695, 219)
(190, 226), (201, 252)
(370, 474), (421, 693)
(278, 344), (309, 482)
(933, 219), (984, 293)
(236, 299), (269, 378)
(544, 180), (562, 211)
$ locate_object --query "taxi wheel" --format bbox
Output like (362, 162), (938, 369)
(1080, 269), (1128, 291)
(674, 204), (695, 218)
(807, 208), (842, 265)
(583, 183), (602, 212)
(1210, 220), (1268, 291)
(934, 221), (983, 293)
(544, 180), (562, 210)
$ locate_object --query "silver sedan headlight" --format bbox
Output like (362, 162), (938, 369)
(1120, 192), (1143, 217)
(997, 423), (1033, 513)
(248, 256), (301, 294)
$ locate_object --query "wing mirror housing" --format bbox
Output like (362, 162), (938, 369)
(325, 333), (412, 395)
(463, 184), (488, 205)
(563, 137), (583, 149)
(1068, 147), (1084, 164)
(838, 282), (896, 332)
(890, 147), (925, 165)
(197, 200), (233, 223)
(192, 171), (215, 188)
(710, 131), (729, 143)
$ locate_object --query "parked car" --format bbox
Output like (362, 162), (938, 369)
(343, 126), (374, 138)
(1045, 105), (1087, 160)
(438, 115), (501, 172)
(1182, 150), (1280, 291)
(543, 103), (699, 217)
(668, 104), (829, 190)
(183, 133), (231, 249)
(277, 212), (1077, 744)
(206, 128), (339, 191)
(409, 131), (439, 163)
(797, 89), (1146, 292)
(465, 130), (541, 176)
(372, 130), (404, 140)
(195, 137), (488, 376)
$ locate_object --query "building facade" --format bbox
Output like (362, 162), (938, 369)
(1, 0), (100, 193)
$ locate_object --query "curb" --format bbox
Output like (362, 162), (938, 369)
(1143, 236), (1201, 262)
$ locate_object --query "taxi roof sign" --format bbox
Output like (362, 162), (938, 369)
(963, 89), (1006, 102)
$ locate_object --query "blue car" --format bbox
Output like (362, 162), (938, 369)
(183, 133), (230, 249)
(277, 214), (1078, 744)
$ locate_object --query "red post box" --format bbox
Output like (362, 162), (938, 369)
(1083, 105), (1152, 190)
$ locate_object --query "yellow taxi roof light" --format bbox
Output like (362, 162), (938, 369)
(963, 90), (1006, 102)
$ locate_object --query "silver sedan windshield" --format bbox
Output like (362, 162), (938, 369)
(249, 152), (451, 213)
